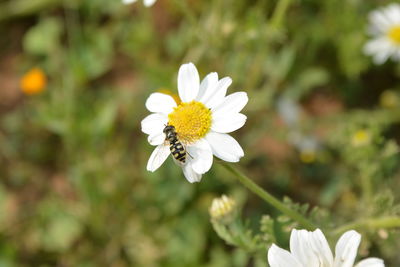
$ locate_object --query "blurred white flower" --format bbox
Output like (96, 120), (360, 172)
(268, 228), (385, 267)
(289, 132), (319, 163)
(277, 97), (301, 127)
(122, 0), (157, 7)
(364, 4), (400, 64)
(141, 63), (247, 183)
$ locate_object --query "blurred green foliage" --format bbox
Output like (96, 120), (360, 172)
(0, 0), (400, 266)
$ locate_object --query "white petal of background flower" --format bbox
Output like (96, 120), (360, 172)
(212, 92), (248, 114)
(122, 0), (138, 4)
(268, 244), (303, 267)
(201, 77), (232, 109)
(205, 132), (244, 162)
(197, 72), (218, 101)
(147, 145), (170, 172)
(369, 11), (391, 33)
(145, 93), (177, 115)
(141, 113), (167, 135)
(186, 139), (213, 174)
(385, 4), (400, 24)
(182, 163), (202, 183)
(212, 113), (247, 133)
(144, 0), (157, 6)
(355, 258), (385, 267)
(333, 230), (361, 267)
(178, 63), (200, 102)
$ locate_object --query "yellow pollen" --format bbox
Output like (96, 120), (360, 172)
(388, 25), (400, 45)
(168, 100), (212, 144)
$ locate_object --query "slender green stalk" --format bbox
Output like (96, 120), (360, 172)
(0, 0), (59, 21)
(220, 162), (316, 230)
(270, 0), (292, 28)
(334, 216), (400, 236)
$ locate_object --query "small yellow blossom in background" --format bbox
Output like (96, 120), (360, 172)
(157, 88), (181, 105)
(380, 90), (399, 109)
(209, 195), (236, 221)
(299, 150), (316, 164)
(351, 130), (371, 147)
(20, 68), (47, 95)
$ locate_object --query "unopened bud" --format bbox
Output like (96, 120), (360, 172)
(209, 195), (236, 221)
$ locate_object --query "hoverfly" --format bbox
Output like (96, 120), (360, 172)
(163, 125), (187, 163)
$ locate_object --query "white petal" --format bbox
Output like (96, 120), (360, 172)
(182, 163), (202, 183)
(369, 11), (392, 33)
(178, 63), (200, 103)
(212, 92), (248, 115)
(211, 113), (247, 133)
(148, 132), (165, 146)
(333, 230), (361, 267)
(144, 0), (157, 6)
(355, 258), (385, 267)
(201, 77), (232, 109)
(363, 38), (394, 65)
(141, 113), (167, 135)
(145, 93), (177, 115)
(384, 4), (400, 25)
(186, 139), (213, 174)
(205, 132), (244, 162)
(146, 145), (170, 172)
(309, 229), (334, 267)
(122, 0), (138, 4)
(197, 72), (219, 100)
(290, 229), (320, 267)
(268, 244), (303, 267)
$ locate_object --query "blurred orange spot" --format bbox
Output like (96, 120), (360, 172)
(157, 88), (181, 105)
(20, 68), (47, 95)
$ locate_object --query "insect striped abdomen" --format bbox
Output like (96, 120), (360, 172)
(163, 125), (187, 163)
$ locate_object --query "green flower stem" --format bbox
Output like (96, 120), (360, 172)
(270, 0), (292, 28)
(334, 216), (400, 236)
(220, 162), (317, 230)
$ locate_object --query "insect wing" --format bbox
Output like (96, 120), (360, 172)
(147, 144), (170, 172)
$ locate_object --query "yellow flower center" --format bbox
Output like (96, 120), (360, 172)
(168, 100), (212, 144)
(300, 150), (316, 164)
(388, 25), (400, 45)
(351, 130), (370, 147)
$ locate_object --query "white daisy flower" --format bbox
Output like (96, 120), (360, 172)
(268, 228), (385, 267)
(141, 63), (247, 183)
(364, 3), (400, 64)
(122, 0), (157, 7)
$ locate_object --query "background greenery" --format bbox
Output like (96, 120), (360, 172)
(0, 0), (400, 266)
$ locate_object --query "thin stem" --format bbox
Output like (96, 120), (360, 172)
(270, 0), (292, 28)
(334, 216), (400, 236)
(220, 162), (316, 230)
